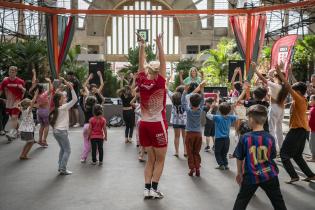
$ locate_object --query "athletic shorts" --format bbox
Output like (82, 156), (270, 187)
(6, 108), (20, 116)
(37, 108), (50, 126)
(204, 121), (215, 137)
(139, 120), (168, 148)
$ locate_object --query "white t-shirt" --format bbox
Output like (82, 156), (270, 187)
(54, 89), (78, 130)
(268, 81), (282, 101)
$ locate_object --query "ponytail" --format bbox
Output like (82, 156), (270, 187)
(49, 93), (62, 127)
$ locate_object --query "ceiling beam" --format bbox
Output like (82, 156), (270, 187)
(0, 0), (314, 15)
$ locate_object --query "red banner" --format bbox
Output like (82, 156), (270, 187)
(230, 15), (266, 79)
(271, 35), (298, 77)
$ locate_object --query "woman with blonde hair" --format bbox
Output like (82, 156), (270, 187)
(136, 33), (167, 199)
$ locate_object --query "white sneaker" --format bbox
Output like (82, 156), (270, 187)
(60, 170), (73, 175)
(150, 189), (164, 199)
(80, 159), (86, 163)
(73, 123), (80, 128)
(6, 129), (17, 139)
(143, 188), (151, 199)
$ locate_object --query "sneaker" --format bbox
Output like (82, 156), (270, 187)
(204, 146), (210, 152)
(224, 165), (230, 170)
(0, 130), (5, 136)
(73, 123), (80, 128)
(60, 170), (72, 175)
(91, 162), (97, 165)
(6, 129), (17, 139)
(215, 165), (225, 170)
(150, 189), (164, 199)
(143, 188), (151, 199)
(99, 161), (103, 166)
(80, 159), (86, 163)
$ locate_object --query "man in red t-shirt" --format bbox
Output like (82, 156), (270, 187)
(136, 33), (168, 200)
(0, 66), (25, 140)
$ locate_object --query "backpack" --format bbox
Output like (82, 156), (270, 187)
(108, 115), (124, 127)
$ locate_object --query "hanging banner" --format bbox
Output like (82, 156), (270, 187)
(270, 35), (298, 77)
(46, 15), (76, 79)
(229, 14), (267, 80)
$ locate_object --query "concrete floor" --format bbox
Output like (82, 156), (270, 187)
(0, 127), (315, 210)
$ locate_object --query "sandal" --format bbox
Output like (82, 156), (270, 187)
(285, 178), (299, 184)
(138, 157), (145, 162)
(302, 176), (315, 182)
(19, 156), (30, 160)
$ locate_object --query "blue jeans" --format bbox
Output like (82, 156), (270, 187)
(53, 129), (71, 171)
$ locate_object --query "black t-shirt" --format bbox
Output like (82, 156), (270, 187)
(244, 99), (269, 131)
(120, 94), (133, 107)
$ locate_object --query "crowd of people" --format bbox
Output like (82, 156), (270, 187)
(1, 33), (315, 209)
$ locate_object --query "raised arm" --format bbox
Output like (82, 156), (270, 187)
(192, 80), (207, 94)
(231, 68), (239, 89)
(181, 88), (189, 111)
(252, 62), (268, 85)
(84, 73), (93, 90)
(29, 89), (39, 112)
(97, 71), (104, 93)
(137, 33), (146, 72)
(236, 81), (250, 104)
(275, 65), (294, 95)
(45, 77), (53, 93)
(179, 70), (184, 85)
(62, 82), (78, 110)
(156, 33), (166, 78)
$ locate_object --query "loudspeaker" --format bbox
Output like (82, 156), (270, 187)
(204, 86), (228, 98)
(89, 62), (105, 86)
(228, 60), (245, 82)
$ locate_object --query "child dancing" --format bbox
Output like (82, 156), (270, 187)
(233, 105), (287, 210)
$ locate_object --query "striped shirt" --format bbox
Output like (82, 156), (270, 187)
(234, 131), (278, 184)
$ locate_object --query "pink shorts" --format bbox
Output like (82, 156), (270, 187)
(138, 120), (168, 148)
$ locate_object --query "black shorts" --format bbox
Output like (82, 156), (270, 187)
(204, 122), (215, 137)
(172, 124), (185, 129)
(20, 132), (35, 142)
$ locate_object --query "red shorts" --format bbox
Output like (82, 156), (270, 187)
(139, 120), (168, 148)
(6, 108), (20, 116)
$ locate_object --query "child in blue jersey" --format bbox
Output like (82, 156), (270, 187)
(207, 102), (237, 170)
(233, 104), (287, 210)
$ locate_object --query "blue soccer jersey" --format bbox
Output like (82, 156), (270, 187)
(234, 131), (279, 184)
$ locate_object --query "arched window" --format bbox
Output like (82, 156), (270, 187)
(105, 0), (180, 55)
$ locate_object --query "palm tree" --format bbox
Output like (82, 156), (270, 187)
(200, 38), (240, 86)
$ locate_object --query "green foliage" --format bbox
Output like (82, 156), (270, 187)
(61, 47), (88, 82)
(200, 38), (241, 86)
(0, 39), (48, 81)
(173, 58), (196, 88)
(123, 44), (156, 73)
(292, 37), (312, 81)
